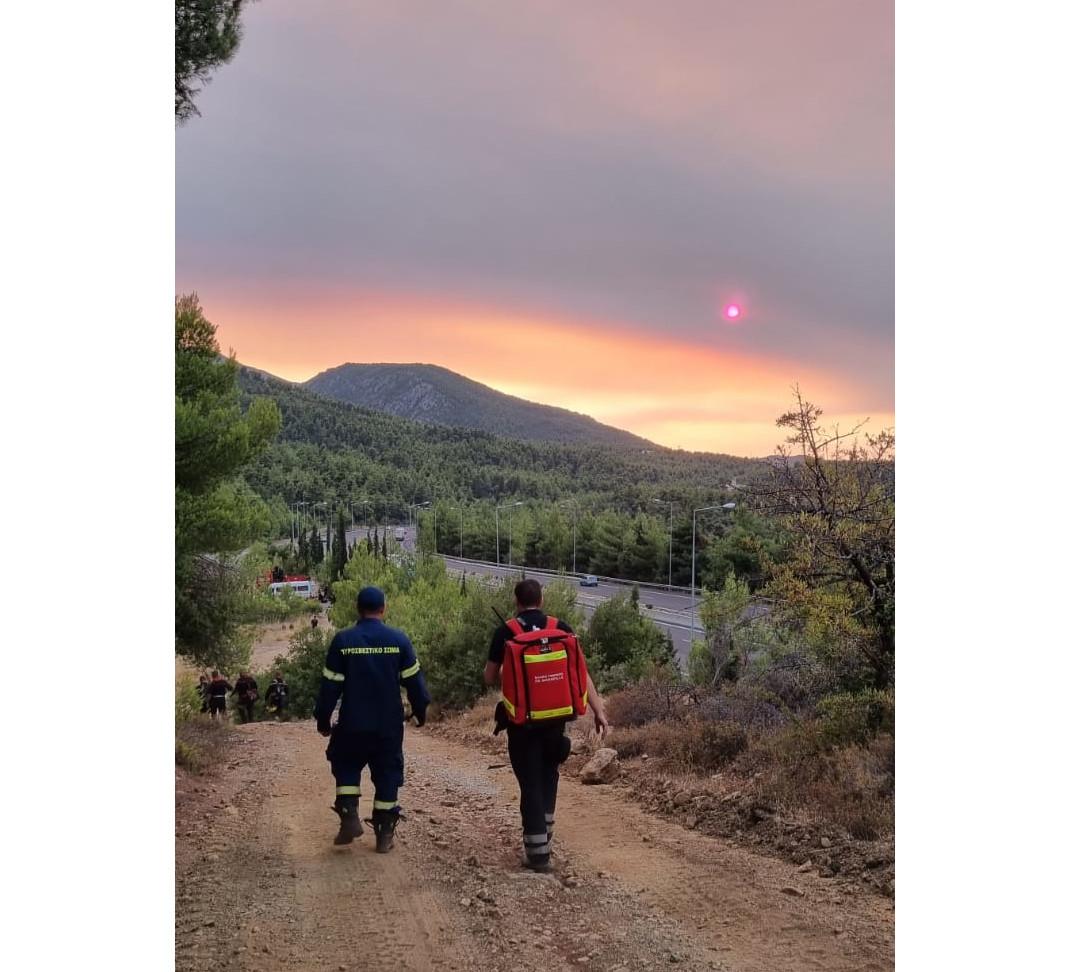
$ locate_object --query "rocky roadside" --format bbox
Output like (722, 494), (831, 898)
(428, 712), (895, 900)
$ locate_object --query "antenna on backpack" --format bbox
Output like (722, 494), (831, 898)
(491, 606), (508, 626)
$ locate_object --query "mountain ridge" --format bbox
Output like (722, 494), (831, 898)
(303, 362), (654, 449)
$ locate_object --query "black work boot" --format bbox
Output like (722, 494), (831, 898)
(372, 808), (398, 854)
(522, 853), (553, 874)
(332, 797), (362, 845)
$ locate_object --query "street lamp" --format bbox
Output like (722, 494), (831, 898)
(558, 500), (579, 574)
(448, 506), (465, 559)
(408, 502), (431, 553)
(495, 501), (523, 567)
(408, 500), (430, 528)
(311, 501), (329, 552)
(653, 499), (674, 586)
(690, 503), (737, 636)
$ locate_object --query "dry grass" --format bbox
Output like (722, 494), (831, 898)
(175, 718), (232, 774)
(607, 718), (748, 773)
(746, 723), (894, 839)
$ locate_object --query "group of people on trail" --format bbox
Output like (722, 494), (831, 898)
(197, 671), (290, 723)
(313, 578), (608, 871)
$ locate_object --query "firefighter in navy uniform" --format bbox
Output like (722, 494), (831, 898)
(485, 579), (610, 872)
(314, 586), (430, 852)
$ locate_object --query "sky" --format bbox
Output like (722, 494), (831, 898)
(176, 0), (893, 457)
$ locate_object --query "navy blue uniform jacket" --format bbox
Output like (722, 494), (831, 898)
(314, 618), (431, 733)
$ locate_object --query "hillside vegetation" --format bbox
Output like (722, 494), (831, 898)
(305, 362), (653, 447)
(239, 364), (764, 514)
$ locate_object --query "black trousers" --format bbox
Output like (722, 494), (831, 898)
(506, 723), (568, 861)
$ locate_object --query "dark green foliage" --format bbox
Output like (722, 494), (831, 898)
(237, 365), (760, 521)
(176, 1), (252, 122)
(262, 627), (332, 718)
(175, 296), (280, 667)
(815, 690), (895, 746)
(330, 510), (349, 581)
(584, 593), (676, 691)
(309, 526), (323, 565)
(702, 508), (787, 591)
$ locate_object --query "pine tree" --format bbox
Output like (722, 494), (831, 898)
(309, 526), (324, 565)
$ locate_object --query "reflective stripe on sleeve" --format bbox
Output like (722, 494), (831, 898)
(400, 661), (420, 679)
(322, 667), (345, 682)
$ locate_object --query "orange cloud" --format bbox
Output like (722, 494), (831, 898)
(204, 288), (891, 456)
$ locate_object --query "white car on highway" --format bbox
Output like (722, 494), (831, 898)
(579, 574), (599, 587)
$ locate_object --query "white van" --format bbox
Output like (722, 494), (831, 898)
(269, 580), (315, 599)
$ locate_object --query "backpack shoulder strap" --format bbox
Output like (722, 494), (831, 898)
(505, 618), (525, 638)
(544, 616), (559, 631)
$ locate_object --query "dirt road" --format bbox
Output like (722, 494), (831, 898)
(176, 723), (893, 971)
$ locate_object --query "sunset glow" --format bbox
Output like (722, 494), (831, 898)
(177, 0), (893, 457)
(199, 286), (891, 456)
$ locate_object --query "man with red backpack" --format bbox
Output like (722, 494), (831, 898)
(485, 578), (609, 872)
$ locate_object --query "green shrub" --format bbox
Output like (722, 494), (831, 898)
(175, 673), (204, 726)
(816, 689), (894, 746)
(266, 627), (332, 718)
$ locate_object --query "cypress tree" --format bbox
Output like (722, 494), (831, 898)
(297, 527), (308, 571)
(310, 526), (323, 565)
(331, 510), (348, 580)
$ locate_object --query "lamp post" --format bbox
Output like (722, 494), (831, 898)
(495, 501), (523, 567)
(690, 503), (737, 636)
(653, 498), (674, 586)
(312, 501), (329, 553)
(408, 501), (431, 549)
(448, 506), (464, 559)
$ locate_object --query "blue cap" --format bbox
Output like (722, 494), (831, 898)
(357, 586), (386, 613)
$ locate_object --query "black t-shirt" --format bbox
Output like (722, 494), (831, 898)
(488, 609), (574, 665)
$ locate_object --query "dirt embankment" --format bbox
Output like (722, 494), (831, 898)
(433, 704), (895, 899)
(176, 719), (893, 971)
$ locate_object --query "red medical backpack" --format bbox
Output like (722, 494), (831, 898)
(500, 616), (589, 726)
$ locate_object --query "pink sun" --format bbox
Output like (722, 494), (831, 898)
(723, 303), (742, 321)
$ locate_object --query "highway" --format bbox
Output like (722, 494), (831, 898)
(325, 526), (704, 663)
(438, 555), (703, 664)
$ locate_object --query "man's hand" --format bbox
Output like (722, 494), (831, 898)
(317, 719), (332, 737)
(592, 707), (610, 737)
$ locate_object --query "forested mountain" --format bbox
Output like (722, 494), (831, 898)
(238, 365), (764, 517)
(304, 362), (653, 448)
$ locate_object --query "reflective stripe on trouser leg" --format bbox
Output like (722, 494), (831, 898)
(336, 785), (361, 796)
(523, 832), (550, 859)
(373, 800), (398, 811)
